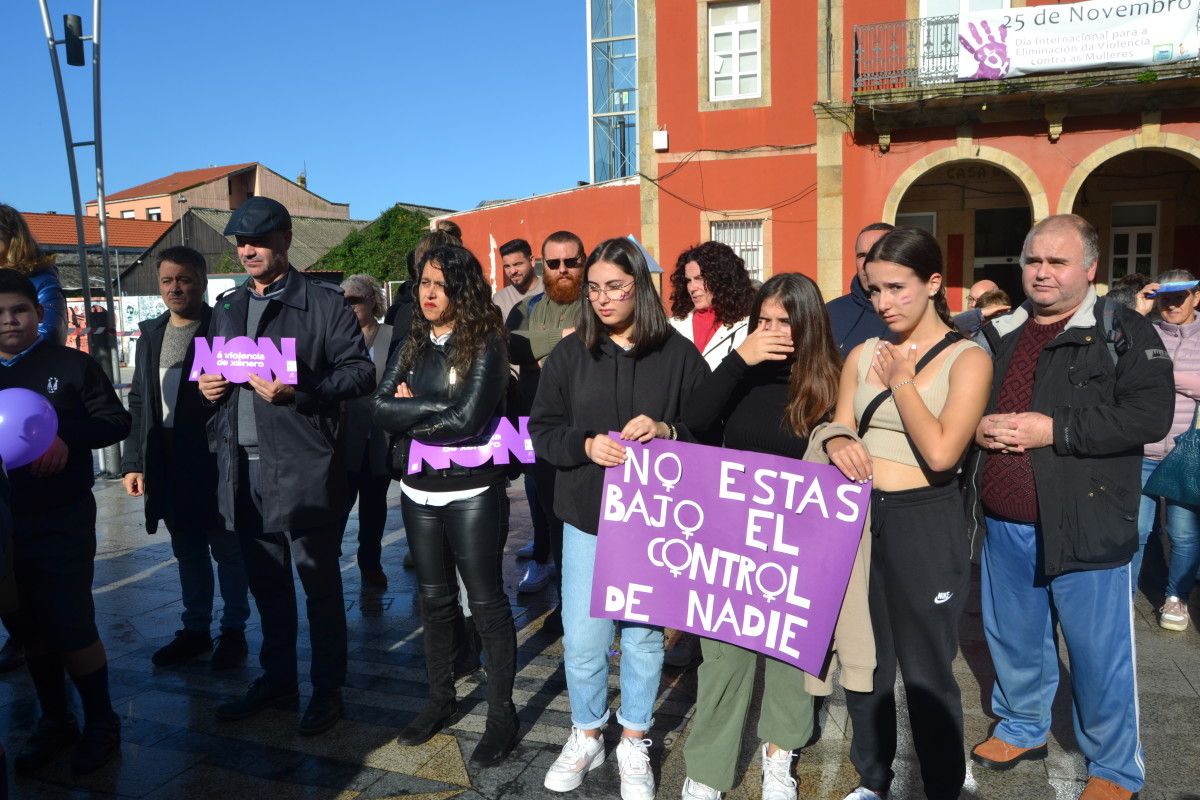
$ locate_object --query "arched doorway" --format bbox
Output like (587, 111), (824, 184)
(1070, 149), (1200, 286)
(895, 160), (1033, 307)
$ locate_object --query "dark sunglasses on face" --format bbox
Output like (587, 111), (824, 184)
(544, 256), (583, 270)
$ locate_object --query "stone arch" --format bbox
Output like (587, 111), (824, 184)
(1058, 133), (1200, 214)
(881, 145), (1051, 224)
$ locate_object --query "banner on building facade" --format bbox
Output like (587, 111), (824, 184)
(590, 436), (870, 675)
(957, 0), (1200, 81)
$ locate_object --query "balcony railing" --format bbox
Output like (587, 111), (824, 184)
(854, 15), (960, 92)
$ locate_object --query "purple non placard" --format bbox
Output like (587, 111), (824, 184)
(189, 337), (298, 384)
(591, 435), (870, 675)
(406, 416), (534, 473)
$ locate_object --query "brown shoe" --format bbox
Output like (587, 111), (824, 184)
(1079, 776), (1138, 799)
(970, 736), (1047, 770)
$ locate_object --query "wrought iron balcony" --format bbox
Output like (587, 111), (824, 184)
(854, 15), (960, 92)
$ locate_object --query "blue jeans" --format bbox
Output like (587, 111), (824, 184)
(170, 525), (250, 634)
(982, 517), (1144, 792)
(561, 523), (663, 731)
(1135, 457), (1200, 599)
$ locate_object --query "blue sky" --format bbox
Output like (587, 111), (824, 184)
(2, 1), (590, 220)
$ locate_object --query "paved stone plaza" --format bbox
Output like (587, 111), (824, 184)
(1, 478), (1197, 799)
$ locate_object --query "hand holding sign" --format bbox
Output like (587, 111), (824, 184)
(0, 387), (59, 469)
(247, 372), (296, 405)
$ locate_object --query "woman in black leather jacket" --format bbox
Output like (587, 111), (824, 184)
(372, 245), (518, 766)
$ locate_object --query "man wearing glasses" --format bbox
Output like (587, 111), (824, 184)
(508, 231), (586, 602)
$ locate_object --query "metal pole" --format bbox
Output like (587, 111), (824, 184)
(37, 0), (95, 354)
(89, 0), (122, 475)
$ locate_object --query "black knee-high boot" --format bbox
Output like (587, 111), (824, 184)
(398, 593), (460, 746)
(467, 597), (518, 766)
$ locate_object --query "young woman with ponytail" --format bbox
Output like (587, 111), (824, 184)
(823, 227), (993, 800)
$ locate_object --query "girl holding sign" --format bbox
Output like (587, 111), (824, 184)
(825, 228), (992, 800)
(371, 245), (518, 767)
(530, 237), (709, 800)
(679, 273), (849, 800)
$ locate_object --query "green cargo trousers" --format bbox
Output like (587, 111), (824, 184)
(682, 636), (814, 791)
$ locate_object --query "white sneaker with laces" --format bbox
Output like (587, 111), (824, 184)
(544, 727), (605, 792)
(760, 744), (797, 800)
(616, 736), (656, 800)
(1160, 596), (1191, 631)
(842, 788), (889, 800)
(682, 776), (722, 799)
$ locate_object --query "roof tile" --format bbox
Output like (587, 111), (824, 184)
(23, 213), (172, 249)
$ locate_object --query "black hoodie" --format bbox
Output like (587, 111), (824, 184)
(529, 330), (709, 534)
(826, 276), (888, 356)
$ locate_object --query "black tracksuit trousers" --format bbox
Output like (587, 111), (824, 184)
(845, 482), (970, 800)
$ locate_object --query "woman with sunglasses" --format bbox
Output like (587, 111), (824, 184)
(339, 274), (393, 589)
(1132, 269), (1200, 631)
(824, 227), (992, 800)
(372, 245), (518, 767)
(530, 237), (709, 800)
(679, 273), (869, 800)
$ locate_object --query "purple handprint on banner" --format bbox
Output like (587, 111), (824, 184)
(959, 20), (1010, 80)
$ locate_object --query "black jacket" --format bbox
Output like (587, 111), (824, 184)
(972, 291), (1174, 574)
(373, 332), (509, 492)
(826, 277), (888, 356)
(529, 331), (710, 534)
(0, 342), (131, 513)
(0, 467), (14, 616)
(121, 307), (223, 534)
(207, 269), (376, 531)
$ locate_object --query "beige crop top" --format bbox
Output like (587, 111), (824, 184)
(851, 337), (981, 468)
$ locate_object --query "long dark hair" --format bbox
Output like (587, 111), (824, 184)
(669, 241), (755, 325)
(400, 245), (506, 376)
(579, 237), (670, 358)
(750, 274), (842, 438)
(864, 227), (953, 326)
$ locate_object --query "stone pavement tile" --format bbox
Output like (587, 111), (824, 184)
(139, 763), (361, 800)
(14, 740), (202, 799)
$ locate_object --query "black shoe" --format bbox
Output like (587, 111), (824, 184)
(403, 550), (414, 568)
(0, 637), (25, 674)
(152, 630), (212, 667)
(210, 630), (248, 671)
(71, 716), (121, 775)
(397, 700), (457, 746)
(298, 689), (343, 736)
(14, 716), (79, 773)
(541, 607), (563, 637)
(215, 678), (299, 721)
(470, 704), (519, 767)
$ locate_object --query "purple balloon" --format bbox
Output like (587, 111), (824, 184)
(0, 388), (59, 469)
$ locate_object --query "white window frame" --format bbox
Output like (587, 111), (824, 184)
(120, 210), (135, 219)
(896, 212), (937, 236)
(708, 2), (761, 102)
(146, 207), (162, 221)
(711, 219), (765, 282)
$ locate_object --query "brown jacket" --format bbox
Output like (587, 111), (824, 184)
(802, 422), (875, 696)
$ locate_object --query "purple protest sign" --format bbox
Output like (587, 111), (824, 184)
(188, 337), (298, 384)
(592, 436), (870, 675)
(407, 416), (533, 473)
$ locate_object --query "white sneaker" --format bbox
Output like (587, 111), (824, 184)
(518, 561), (556, 593)
(682, 776), (722, 799)
(842, 788), (889, 800)
(616, 736), (656, 800)
(1160, 595), (1191, 631)
(760, 744), (797, 800)
(544, 727), (605, 792)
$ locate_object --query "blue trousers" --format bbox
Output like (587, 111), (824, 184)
(981, 517), (1144, 792)
(1133, 457), (1200, 599)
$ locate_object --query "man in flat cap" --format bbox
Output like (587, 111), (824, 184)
(199, 197), (375, 735)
